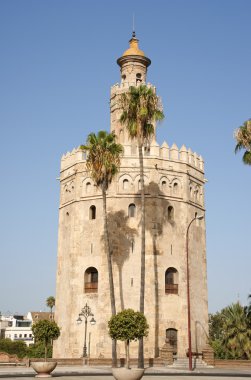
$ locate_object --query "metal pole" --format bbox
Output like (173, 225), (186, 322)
(186, 217), (196, 371)
(83, 317), (88, 357)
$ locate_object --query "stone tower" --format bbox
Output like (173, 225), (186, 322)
(53, 33), (209, 360)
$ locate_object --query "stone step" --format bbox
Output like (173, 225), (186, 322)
(171, 358), (210, 369)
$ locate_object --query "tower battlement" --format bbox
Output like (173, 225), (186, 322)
(110, 82), (155, 97)
(60, 141), (204, 173)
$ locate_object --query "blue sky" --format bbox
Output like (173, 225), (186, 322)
(0, 0), (250, 314)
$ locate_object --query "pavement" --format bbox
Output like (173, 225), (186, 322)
(0, 365), (251, 379)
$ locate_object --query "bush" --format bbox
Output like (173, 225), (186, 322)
(0, 338), (28, 358)
(27, 342), (52, 358)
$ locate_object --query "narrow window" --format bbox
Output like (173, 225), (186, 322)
(128, 203), (136, 218)
(84, 267), (98, 293)
(165, 267), (178, 294)
(123, 179), (129, 190)
(173, 182), (178, 195)
(194, 189), (198, 201)
(168, 206), (174, 221)
(89, 205), (96, 220)
(86, 182), (91, 194)
(138, 180), (141, 191)
(162, 180), (167, 190)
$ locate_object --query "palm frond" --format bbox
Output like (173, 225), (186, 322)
(242, 151), (251, 165)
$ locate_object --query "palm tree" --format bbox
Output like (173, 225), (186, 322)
(234, 119), (251, 165)
(46, 296), (55, 316)
(119, 85), (164, 368)
(222, 302), (251, 359)
(81, 131), (123, 367)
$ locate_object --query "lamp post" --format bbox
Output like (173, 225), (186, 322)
(76, 303), (96, 357)
(186, 214), (204, 371)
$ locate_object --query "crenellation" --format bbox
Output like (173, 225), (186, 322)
(199, 155), (204, 171)
(169, 143), (179, 160)
(188, 148), (194, 166)
(61, 147), (86, 171)
(160, 141), (169, 159)
(179, 145), (188, 162)
(110, 82), (155, 97)
(150, 140), (160, 156)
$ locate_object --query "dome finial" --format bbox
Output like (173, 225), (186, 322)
(132, 13), (136, 38)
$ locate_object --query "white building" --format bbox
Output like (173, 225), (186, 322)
(1, 312), (54, 347)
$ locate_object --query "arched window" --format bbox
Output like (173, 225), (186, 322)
(89, 205), (96, 220)
(84, 267), (98, 293)
(123, 179), (129, 190)
(138, 180), (141, 191)
(128, 203), (136, 218)
(165, 267), (178, 294)
(173, 182), (178, 195)
(168, 206), (174, 221)
(194, 188), (198, 202)
(162, 180), (167, 191)
(136, 73), (142, 85)
(86, 182), (91, 194)
(166, 328), (178, 354)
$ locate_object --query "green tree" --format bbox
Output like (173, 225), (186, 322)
(234, 119), (251, 165)
(32, 320), (60, 360)
(108, 309), (149, 369)
(81, 131), (123, 367)
(0, 338), (27, 358)
(119, 84), (164, 367)
(209, 302), (251, 359)
(46, 296), (55, 315)
(222, 302), (251, 359)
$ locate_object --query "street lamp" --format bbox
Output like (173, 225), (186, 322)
(186, 214), (204, 371)
(76, 303), (96, 357)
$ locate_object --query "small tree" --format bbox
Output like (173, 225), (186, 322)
(108, 309), (149, 369)
(32, 320), (60, 361)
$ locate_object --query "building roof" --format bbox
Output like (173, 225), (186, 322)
(30, 312), (54, 321)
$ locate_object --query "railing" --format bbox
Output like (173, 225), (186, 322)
(85, 282), (98, 293)
(165, 284), (178, 294)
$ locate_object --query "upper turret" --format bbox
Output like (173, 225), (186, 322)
(117, 32), (151, 87)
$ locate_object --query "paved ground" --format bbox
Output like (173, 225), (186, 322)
(0, 365), (251, 379)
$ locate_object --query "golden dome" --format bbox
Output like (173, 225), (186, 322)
(122, 35), (145, 57)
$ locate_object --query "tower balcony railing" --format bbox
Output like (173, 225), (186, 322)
(84, 282), (98, 293)
(165, 284), (178, 294)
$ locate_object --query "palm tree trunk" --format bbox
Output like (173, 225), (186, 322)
(138, 141), (145, 369)
(102, 185), (117, 367)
